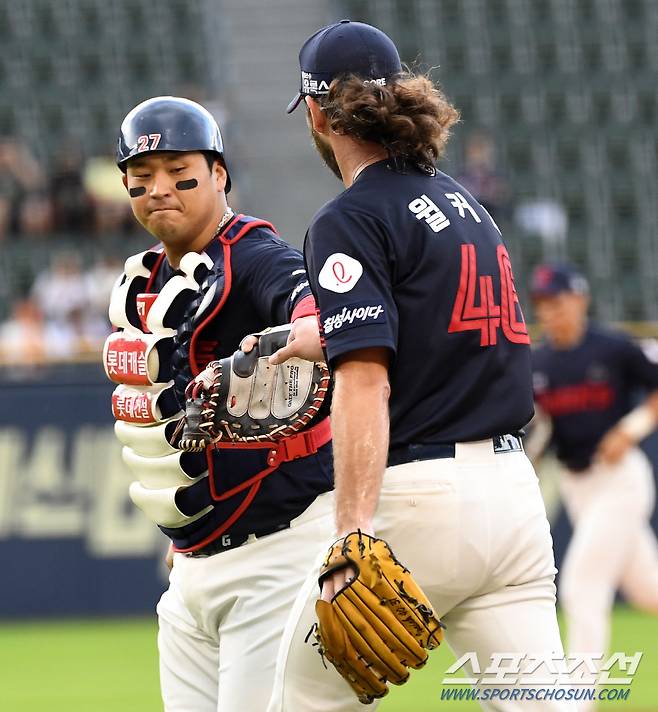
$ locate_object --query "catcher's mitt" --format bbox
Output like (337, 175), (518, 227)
(312, 531), (444, 704)
(179, 325), (330, 451)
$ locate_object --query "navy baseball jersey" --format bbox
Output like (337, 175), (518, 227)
(150, 218), (333, 549)
(532, 324), (658, 470)
(305, 159), (534, 447)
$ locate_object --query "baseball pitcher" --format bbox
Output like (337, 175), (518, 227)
(265, 20), (574, 712)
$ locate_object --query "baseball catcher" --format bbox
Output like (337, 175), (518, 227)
(105, 95), (337, 712)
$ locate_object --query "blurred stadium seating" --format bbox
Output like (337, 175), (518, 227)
(1, 0), (657, 330)
(0, 0), (228, 330)
(339, 0), (658, 321)
(0, 0), (218, 160)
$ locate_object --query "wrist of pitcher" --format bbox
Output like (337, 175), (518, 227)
(336, 517), (375, 539)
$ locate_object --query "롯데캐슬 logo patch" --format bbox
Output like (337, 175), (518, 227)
(322, 303), (385, 336)
(318, 253), (363, 293)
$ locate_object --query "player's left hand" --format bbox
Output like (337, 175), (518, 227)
(312, 531), (444, 705)
(320, 525), (374, 601)
(268, 315), (324, 364)
(320, 565), (357, 601)
(595, 426), (634, 465)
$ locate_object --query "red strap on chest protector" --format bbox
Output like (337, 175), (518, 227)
(173, 416), (331, 553)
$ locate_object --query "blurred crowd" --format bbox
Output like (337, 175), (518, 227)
(0, 253), (121, 366)
(0, 132), (136, 366)
(0, 135), (140, 239)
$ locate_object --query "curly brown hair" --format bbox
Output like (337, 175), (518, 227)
(318, 71), (460, 169)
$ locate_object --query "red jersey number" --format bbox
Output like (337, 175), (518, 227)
(448, 244), (530, 347)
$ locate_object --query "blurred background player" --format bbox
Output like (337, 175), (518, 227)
(529, 263), (658, 700)
(269, 20), (571, 712)
(109, 96), (334, 712)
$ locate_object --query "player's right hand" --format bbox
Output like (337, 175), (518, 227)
(268, 315), (324, 364)
(240, 334), (259, 354)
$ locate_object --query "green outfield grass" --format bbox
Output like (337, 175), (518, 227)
(380, 607), (658, 712)
(0, 607), (656, 711)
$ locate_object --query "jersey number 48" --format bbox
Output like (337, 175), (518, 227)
(448, 244), (530, 347)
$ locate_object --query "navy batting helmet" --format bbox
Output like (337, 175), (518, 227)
(117, 96), (231, 193)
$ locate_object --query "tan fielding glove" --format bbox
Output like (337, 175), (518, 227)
(313, 531), (444, 704)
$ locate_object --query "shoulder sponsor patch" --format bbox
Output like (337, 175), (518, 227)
(322, 302), (385, 336)
(318, 253), (363, 293)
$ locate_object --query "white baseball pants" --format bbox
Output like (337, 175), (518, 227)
(558, 447), (658, 712)
(156, 491), (335, 712)
(267, 441), (573, 712)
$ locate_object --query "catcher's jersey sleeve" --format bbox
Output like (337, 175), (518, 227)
(304, 207), (398, 366)
(232, 228), (313, 326)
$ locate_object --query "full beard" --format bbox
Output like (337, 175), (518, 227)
(310, 127), (343, 182)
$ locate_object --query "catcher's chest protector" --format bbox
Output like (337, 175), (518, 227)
(126, 215), (331, 552)
(143, 214), (278, 384)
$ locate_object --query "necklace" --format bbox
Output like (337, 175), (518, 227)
(215, 207), (234, 235)
(351, 151), (387, 184)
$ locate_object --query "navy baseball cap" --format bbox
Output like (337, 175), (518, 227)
(530, 263), (590, 299)
(286, 20), (402, 114)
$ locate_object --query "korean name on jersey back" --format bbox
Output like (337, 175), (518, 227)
(305, 161), (534, 446)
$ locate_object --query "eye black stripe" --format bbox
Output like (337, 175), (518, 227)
(176, 178), (198, 190)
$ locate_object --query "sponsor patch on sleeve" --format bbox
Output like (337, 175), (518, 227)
(322, 302), (386, 336)
(318, 253), (363, 293)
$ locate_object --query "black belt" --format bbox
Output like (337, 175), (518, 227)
(387, 433), (523, 467)
(188, 433), (524, 555)
(184, 521), (291, 558)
